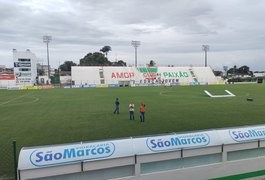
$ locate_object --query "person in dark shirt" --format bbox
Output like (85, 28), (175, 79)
(113, 98), (120, 114)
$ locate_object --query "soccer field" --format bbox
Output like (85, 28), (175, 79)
(0, 84), (265, 148)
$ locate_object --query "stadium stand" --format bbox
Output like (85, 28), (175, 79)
(192, 67), (219, 84)
(71, 66), (221, 87)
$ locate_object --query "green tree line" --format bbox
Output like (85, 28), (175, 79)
(59, 46), (127, 71)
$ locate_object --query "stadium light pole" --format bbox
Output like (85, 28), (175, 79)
(202, 45), (209, 67)
(43, 35), (52, 80)
(131, 40), (141, 67)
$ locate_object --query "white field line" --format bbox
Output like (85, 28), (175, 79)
(225, 90), (236, 96)
(0, 93), (32, 106)
(159, 91), (176, 96)
(6, 97), (40, 106)
(204, 90), (235, 98)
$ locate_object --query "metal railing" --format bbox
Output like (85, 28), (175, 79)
(0, 141), (17, 180)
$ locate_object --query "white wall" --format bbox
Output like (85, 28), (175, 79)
(192, 67), (219, 84)
(38, 76), (49, 84)
(71, 66), (219, 86)
(0, 80), (16, 88)
(72, 67), (100, 85)
(60, 76), (71, 84)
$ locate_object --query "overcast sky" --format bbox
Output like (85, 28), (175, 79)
(1, 0), (265, 71)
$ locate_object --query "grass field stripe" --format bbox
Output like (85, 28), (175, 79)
(0, 93), (31, 106)
(3, 97), (40, 106)
(159, 91), (176, 96)
(1, 84), (264, 177)
(209, 169), (265, 180)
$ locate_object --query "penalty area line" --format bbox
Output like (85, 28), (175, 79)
(204, 90), (235, 98)
(0, 93), (32, 106)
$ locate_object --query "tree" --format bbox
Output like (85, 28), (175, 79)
(238, 65), (253, 76)
(149, 60), (156, 66)
(227, 65), (238, 76)
(227, 65), (253, 77)
(100, 46), (112, 58)
(79, 52), (112, 66)
(213, 70), (223, 76)
(59, 61), (77, 71)
(112, 60), (127, 66)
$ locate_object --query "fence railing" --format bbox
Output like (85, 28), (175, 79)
(0, 141), (17, 180)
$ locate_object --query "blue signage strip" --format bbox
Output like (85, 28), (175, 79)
(108, 84), (119, 87)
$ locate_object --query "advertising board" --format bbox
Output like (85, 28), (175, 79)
(19, 125), (265, 170)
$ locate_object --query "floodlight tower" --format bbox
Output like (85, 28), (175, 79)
(43, 35), (52, 80)
(131, 40), (141, 67)
(202, 45), (210, 67)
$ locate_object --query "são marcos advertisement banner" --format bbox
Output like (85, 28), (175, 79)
(18, 125), (265, 170)
(18, 139), (133, 170)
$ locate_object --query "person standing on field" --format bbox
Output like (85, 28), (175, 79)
(140, 102), (146, 122)
(129, 102), (135, 120)
(113, 98), (120, 114)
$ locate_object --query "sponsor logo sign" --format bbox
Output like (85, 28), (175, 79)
(0, 74), (15, 80)
(170, 82), (180, 86)
(19, 139), (133, 170)
(83, 84), (96, 88)
(146, 133), (210, 152)
(15, 72), (31, 77)
(7, 86), (20, 90)
(96, 84), (108, 88)
(38, 85), (53, 90)
(229, 126), (265, 142)
(19, 125), (265, 170)
(14, 62), (31, 67)
(108, 84), (119, 87)
(29, 142), (115, 167)
(20, 86), (38, 90)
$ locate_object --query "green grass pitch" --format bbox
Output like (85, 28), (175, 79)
(0, 84), (265, 148)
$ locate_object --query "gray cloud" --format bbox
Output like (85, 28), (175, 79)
(0, 0), (265, 71)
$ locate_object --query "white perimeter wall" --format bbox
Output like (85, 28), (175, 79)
(0, 80), (16, 88)
(71, 66), (219, 85)
(72, 67), (101, 85)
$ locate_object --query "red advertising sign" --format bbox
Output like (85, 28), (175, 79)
(0, 74), (15, 80)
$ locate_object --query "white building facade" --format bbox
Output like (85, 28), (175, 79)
(13, 49), (37, 86)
